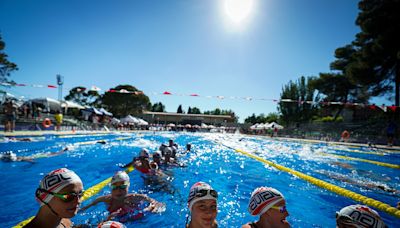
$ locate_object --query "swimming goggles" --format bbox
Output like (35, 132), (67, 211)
(111, 184), (128, 190)
(270, 205), (287, 213)
(191, 189), (218, 199)
(38, 188), (84, 203)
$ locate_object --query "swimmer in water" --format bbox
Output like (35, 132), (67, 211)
(80, 171), (164, 223)
(25, 168), (84, 228)
(315, 169), (398, 194)
(186, 182), (218, 228)
(0, 151), (34, 162)
(242, 186), (290, 228)
(335, 204), (387, 228)
(123, 149), (151, 174)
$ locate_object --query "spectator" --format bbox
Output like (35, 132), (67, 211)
(55, 110), (63, 131)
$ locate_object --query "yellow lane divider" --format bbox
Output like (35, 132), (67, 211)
(14, 166), (135, 228)
(218, 142), (400, 219)
(318, 152), (400, 169)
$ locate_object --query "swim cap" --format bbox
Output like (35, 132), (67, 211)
(248, 187), (284, 216)
(111, 171), (130, 185)
(153, 151), (162, 158)
(98, 221), (126, 228)
(139, 148), (149, 158)
(164, 147), (172, 156)
(2, 152), (17, 161)
(188, 182), (218, 212)
(36, 168), (82, 206)
(336, 205), (387, 228)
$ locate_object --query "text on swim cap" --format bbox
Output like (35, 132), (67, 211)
(249, 190), (281, 212)
(43, 173), (72, 189)
(348, 211), (382, 228)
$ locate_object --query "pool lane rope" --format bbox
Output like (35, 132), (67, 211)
(218, 142), (400, 219)
(318, 152), (400, 169)
(13, 136), (134, 228)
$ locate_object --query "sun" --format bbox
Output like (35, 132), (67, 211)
(223, 0), (255, 26)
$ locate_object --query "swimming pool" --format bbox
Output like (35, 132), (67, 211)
(1, 132), (399, 227)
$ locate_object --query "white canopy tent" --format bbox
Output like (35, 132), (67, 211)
(121, 115), (140, 124)
(30, 97), (61, 112)
(267, 122), (284, 129)
(61, 100), (85, 109)
(137, 118), (149, 126)
(99, 108), (113, 116)
(111, 117), (121, 125)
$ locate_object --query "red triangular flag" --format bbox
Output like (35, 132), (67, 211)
(388, 106), (397, 112)
(47, 85), (57, 88)
(163, 91), (172, 95)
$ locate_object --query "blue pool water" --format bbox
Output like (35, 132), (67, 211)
(0, 132), (399, 227)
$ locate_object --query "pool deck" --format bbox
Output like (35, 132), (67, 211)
(1, 130), (399, 151)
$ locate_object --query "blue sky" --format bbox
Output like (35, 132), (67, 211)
(0, 0), (361, 122)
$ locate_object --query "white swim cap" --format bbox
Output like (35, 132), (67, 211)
(98, 221), (126, 228)
(36, 168), (82, 206)
(248, 187), (284, 216)
(336, 205), (387, 228)
(139, 148), (149, 158)
(111, 171), (130, 185)
(188, 182), (218, 212)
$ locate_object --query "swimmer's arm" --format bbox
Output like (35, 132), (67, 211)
(122, 161), (133, 168)
(122, 157), (140, 168)
(79, 196), (107, 211)
(19, 157), (35, 163)
(48, 147), (69, 157)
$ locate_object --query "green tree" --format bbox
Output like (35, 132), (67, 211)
(151, 102), (165, 112)
(87, 90), (101, 108)
(101, 85), (150, 117)
(278, 76), (318, 124)
(204, 108), (238, 122)
(0, 34), (18, 86)
(65, 86), (89, 105)
(187, 106), (192, 114)
(177, 105), (183, 113)
(244, 113), (279, 124)
(265, 113), (279, 123)
(346, 0), (400, 106)
(65, 87), (101, 107)
(191, 107), (201, 114)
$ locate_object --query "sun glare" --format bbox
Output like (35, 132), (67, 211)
(223, 0), (255, 26)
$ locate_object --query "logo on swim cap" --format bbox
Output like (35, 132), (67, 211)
(111, 171), (130, 185)
(188, 182), (218, 212)
(36, 168), (82, 206)
(336, 205), (387, 228)
(98, 221), (126, 228)
(248, 187), (284, 216)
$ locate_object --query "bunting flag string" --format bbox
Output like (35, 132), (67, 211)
(1, 82), (58, 88)
(2, 82), (399, 112)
